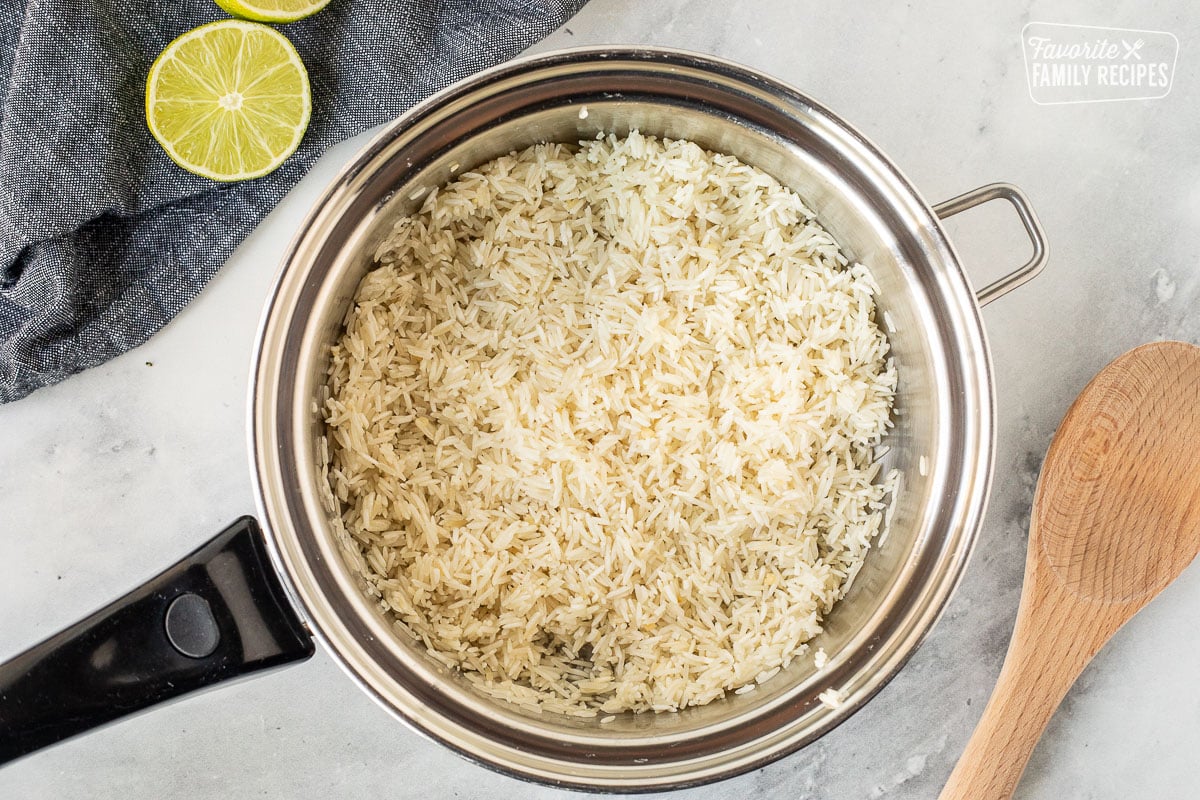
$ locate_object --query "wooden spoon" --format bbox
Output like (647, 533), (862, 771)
(940, 340), (1200, 800)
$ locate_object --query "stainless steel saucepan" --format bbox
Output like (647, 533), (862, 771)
(0, 48), (1047, 790)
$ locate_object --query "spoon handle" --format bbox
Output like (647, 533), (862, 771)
(939, 576), (1107, 800)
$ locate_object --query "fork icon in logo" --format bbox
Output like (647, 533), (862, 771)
(1122, 38), (1145, 60)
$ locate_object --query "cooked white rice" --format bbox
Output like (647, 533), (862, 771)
(322, 132), (897, 716)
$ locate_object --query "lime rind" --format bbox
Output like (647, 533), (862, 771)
(145, 20), (311, 182)
(214, 0), (333, 24)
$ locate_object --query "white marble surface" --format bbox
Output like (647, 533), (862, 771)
(3, 1), (1199, 797)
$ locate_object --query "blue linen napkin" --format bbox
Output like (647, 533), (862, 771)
(0, 0), (587, 403)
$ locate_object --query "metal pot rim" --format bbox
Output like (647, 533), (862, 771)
(249, 45), (1019, 791)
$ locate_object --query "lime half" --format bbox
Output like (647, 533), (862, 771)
(214, 0), (332, 24)
(145, 20), (311, 182)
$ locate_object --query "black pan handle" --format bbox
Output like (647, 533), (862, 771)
(0, 517), (314, 765)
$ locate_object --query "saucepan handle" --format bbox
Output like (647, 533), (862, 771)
(933, 182), (1049, 306)
(0, 517), (313, 766)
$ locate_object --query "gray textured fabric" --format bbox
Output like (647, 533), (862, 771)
(0, 0), (586, 403)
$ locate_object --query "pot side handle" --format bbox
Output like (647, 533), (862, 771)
(933, 183), (1049, 307)
(0, 517), (314, 766)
